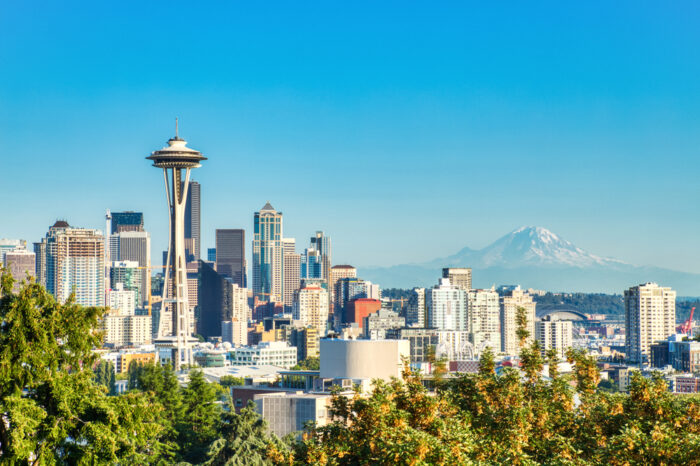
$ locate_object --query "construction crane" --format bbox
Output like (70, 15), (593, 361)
(677, 306), (695, 336)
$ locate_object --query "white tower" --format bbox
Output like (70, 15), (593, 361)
(147, 120), (206, 370)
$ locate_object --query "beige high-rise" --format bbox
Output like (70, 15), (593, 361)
(293, 286), (329, 337)
(442, 268), (472, 290)
(625, 283), (676, 364)
(500, 286), (536, 356)
(282, 238), (301, 311)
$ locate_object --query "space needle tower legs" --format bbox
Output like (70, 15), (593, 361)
(147, 120), (207, 370)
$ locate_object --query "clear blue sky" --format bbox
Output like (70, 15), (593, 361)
(2, 1), (700, 272)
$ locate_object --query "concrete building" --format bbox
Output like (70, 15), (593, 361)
(215, 229), (245, 287)
(650, 335), (700, 373)
(329, 265), (356, 322)
(467, 288), (500, 351)
(111, 230), (150, 307)
(230, 341), (297, 368)
(426, 278), (468, 331)
(252, 202), (284, 303)
(386, 328), (439, 363)
(363, 309), (406, 339)
(102, 314), (152, 347)
(106, 283), (136, 315)
(198, 261), (250, 343)
(319, 339), (410, 381)
(535, 315), (573, 359)
(38, 221), (105, 306)
(110, 260), (142, 305)
(283, 326), (320, 361)
(500, 286), (536, 356)
(282, 238), (301, 312)
(407, 288), (426, 327)
(254, 392), (330, 438)
(625, 283), (676, 364)
(442, 267), (472, 290)
(2, 248), (35, 291)
(293, 286), (329, 336)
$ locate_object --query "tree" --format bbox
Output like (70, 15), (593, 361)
(219, 375), (245, 387)
(180, 369), (222, 464)
(201, 400), (287, 465)
(291, 356), (320, 371)
(93, 359), (117, 395)
(0, 269), (170, 463)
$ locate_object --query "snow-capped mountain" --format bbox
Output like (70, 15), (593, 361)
(360, 226), (700, 294)
(433, 226), (625, 269)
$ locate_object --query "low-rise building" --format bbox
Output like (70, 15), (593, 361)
(230, 341), (298, 368)
(363, 309), (405, 339)
(254, 392), (331, 438)
(319, 338), (409, 381)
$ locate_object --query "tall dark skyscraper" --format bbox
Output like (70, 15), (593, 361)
(110, 211), (144, 233)
(184, 181), (200, 261)
(215, 229), (245, 287)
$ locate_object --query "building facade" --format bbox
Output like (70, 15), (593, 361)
(442, 267), (472, 290)
(466, 288), (501, 351)
(184, 181), (201, 261)
(625, 282), (676, 364)
(407, 288), (426, 327)
(282, 238), (301, 311)
(310, 231), (331, 282)
(215, 229), (245, 287)
(230, 341), (298, 368)
(426, 278), (468, 331)
(39, 221), (105, 306)
(500, 286), (536, 356)
(252, 202), (284, 303)
(535, 316), (573, 359)
(293, 286), (329, 336)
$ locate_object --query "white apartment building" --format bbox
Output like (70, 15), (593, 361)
(467, 288), (501, 351)
(293, 286), (329, 336)
(426, 278), (467, 331)
(102, 315), (152, 347)
(500, 286), (536, 356)
(535, 316), (573, 359)
(230, 341), (297, 368)
(106, 283), (136, 316)
(625, 282), (676, 364)
(407, 287), (426, 327)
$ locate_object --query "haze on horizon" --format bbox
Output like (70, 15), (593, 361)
(1, 1), (700, 274)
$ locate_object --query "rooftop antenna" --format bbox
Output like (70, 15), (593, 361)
(175, 117), (179, 138)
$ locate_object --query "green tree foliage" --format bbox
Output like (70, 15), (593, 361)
(93, 359), (116, 395)
(181, 369), (222, 463)
(201, 401), (287, 465)
(219, 375), (245, 387)
(291, 356), (320, 371)
(0, 269), (169, 463)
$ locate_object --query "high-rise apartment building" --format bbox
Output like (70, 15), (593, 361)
(535, 316), (573, 359)
(215, 229), (245, 287)
(185, 181), (201, 261)
(1, 240), (35, 292)
(467, 288), (501, 351)
(293, 286), (329, 336)
(407, 288), (426, 327)
(310, 231), (331, 282)
(426, 278), (468, 331)
(252, 202), (283, 303)
(442, 268), (472, 291)
(106, 283), (136, 315)
(38, 221), (105, 306)
(282, 238), (301, 312)
(625, 282), (676, 364)
(110, 260), (142, 304)
(500, 286), (536, 356)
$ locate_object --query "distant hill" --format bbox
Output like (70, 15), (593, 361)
(360, 226), (700, 295)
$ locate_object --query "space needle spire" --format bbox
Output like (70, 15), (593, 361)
(147, 121), (206, 370)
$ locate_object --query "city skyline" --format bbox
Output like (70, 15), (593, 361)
(2, 2), (700, 273)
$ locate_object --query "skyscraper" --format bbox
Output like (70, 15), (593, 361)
(215, 229), (245, 287)
(310, 231), (331, 282)
(110, 211), (144, 233)
(442, 268), (472, 291)
(293, 285), (329, 336)
(500, 286), (536, 356)
(185, 181), (201, 261)
(301, 247), (321, 279)
(625, 282), (676, 364)
(426, 278), (468, 331)
(407, 288), (426, 327)
(466, 288), (500, 351)
(282, 238), (301, 311)
(112, 230), (151, 307)
(39, 221), (105, 307)
(252, 202), (283, 303)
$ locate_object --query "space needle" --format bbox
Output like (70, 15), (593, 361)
(147, 120), (206, 370)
